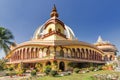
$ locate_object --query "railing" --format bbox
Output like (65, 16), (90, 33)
(6, 56), (105, 64)
(55, 56), (105, 63)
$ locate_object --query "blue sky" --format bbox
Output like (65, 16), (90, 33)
(0, 0), (120, 58)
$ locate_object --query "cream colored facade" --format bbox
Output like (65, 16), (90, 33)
(5, 5), (117, 71)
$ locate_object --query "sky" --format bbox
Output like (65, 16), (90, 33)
(0, 0), (120, 58)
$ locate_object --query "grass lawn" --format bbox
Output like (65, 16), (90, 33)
(37, 70), (120, 80)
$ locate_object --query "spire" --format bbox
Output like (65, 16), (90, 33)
(97, 36), (103, 43)
(50, 4), (59, 18)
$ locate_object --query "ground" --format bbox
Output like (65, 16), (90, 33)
(0, 70), (120, 80)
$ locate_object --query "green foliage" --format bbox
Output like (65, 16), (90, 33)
(16, 63), (25, 75)
(73, 68), (80, 73)
(35, 63), (43, 72)
(8, 67), (13, 71)
(0, 59), (6, 71)
(68, 62), (77, 68)
(52, 61), (58, 71)
(31, 70), (36, 76)
(44, 65), (51, 75)
(39, 70), (119, 80)
(7, 64), (15, 71)
(0, 27), (15, 55)
(49, 70), (58, 77)
(89, 67), (95, 71)
(5, 71), (16, 76)
(97, 66), (102, 70)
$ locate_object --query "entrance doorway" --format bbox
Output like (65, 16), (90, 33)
(46, 61), (51, 66)
(59, 61), (65, 71)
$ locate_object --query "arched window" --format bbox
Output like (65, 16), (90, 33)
(86, 49), (88, 59)
(81, 48), (84, 59)
(46, 61), (51, 66)
(72, 48), (75, 58)
(58, 28), (61, 33)
(60, 49), (64, 57)
(104, 55), (108, 61)
(23, 48), (25, 59)
(31, 48), (34, 58)
(49, 28), (52, 33)
(27, 48), (29, 59)
(109, 55), (113, 61)
(59, 61), (65, 71)
(77, 48), (80, 58)
(46, 49), (50, 56)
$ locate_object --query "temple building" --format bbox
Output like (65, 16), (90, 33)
(5, 5), (117, 71)
(94, 36), (117, 62)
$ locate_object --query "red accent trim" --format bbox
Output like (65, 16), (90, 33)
(41, 31), (67, 39)
(44, 19), (65, 29)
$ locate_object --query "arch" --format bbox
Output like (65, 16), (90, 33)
(20, 49), (22, 60)
(43, 47), (48, 57)
(81, 48), (84, 59)
(72, 48), (75, 58)
(48, 28), (52, 33)
(104, 55), (108, 61)
(77, 48), (80, 58)
(59, 61), (65, 71)
(89, 50), (92, 60)
(46, 49), (50, 56)
(17, 50), (19, 60)
(58, 28), (61, 33)
(46, 61), (51, 66)
(63, 48), (67, 57)
(92, 51), (95, 60)
(35, 48), (39, 58)
(109, 55), (113, 61)
(60, 49), (64, 57)
(23, 48), (25, 59)
(67, 48), (71, 58)
(86, 49), (88, 59)
(31, 48), (34, 58)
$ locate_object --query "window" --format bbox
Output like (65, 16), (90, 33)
(49, 28), (52, 33)
(58, 28), (61, 33)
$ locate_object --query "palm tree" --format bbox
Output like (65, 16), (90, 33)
(0, 27), (14, 55)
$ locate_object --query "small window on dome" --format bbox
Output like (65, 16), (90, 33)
(49, 28), (52, 33)
(58, 28), (61, 33)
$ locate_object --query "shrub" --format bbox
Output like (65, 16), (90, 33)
(17, 69), (24, 75)
(31, 70), (36, 76)
(73, 68), (80, 73)
(44, 65), (51, 75)
(35, 63), (43, 72)
(5, 72), (17, 76)
(102, 66), (107, 70)
(68, 62), (77, 68)
(0, 59), (6, 71)
(50, 70), (58, 77)
(89, 67), (95, 71)
(97, 66), (102, 70)
(8, 67), (13, 71)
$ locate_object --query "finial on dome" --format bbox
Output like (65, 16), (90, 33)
(97, 36), (103, 43)
(50, 4), (59, 18)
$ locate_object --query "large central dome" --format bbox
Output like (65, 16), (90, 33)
(32, 5), (76, 40)
(33, 24), (76, 40)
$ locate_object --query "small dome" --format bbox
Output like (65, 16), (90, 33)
(94, 36), (117, 52)
(32, 24), (76, 40)
(97, 44), (117, 52)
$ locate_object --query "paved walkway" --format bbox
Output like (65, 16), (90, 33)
(0, 74), (30, 80)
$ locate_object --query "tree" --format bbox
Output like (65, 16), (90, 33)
(0, 59), (6, 71)
(0, 27), (14, 55)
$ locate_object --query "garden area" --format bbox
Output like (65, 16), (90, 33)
(0, 59), (120, 80)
